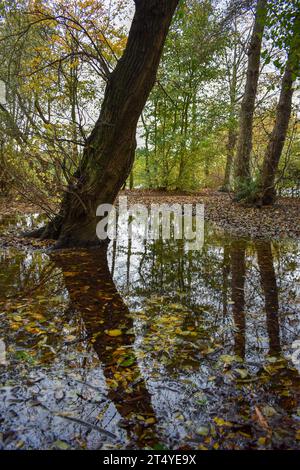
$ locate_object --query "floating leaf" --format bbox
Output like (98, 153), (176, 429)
(196, 426), (209, 436)
(105, 329), (122, 337)
(119, 356), (135, 367)
(12, 315), (23, 322)
(145, 417), (156, 424)
(152, 444), (167, 450)
(213, 417), (233, 427)
(53, 440), (70, 450)
(65, 335), (76, 342)
(220, 354), (242, 364)
(262, 405), (276, 417)
(198, 444), (208, 450)
(235, 368), (248, 379)
(263, 363), (285, 375)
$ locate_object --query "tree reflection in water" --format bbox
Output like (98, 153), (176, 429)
(231, 239), (247, 359)
(255, 240), (281, 357)
(51, 248), (158, 449)
(230, 239), (281, 359)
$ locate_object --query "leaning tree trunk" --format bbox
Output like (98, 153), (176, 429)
(255, 14), (299, 206)
(257, 62), (294, 205)
(234, 0), (268, 197)
(30, 0), (179, 248)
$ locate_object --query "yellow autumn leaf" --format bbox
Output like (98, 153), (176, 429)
(65, 335), (76, 342)
(198, 444), (208, 450)
(258, 437), (267, 446)
(213, 417), (233, 427)
(25, 326), (43, 334)
(31, 313), (45, 320)
(145, 417), (156, 424)
(114, 372), (123, 380)
(13, 316), (23, 322)
(106, 378), (118, 389)
(105, 329), (122, 337)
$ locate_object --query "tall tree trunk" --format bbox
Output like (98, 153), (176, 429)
(256, 52), (297, 205)
(234, 0), (268, 196)
(221, 19), (240, 193)
(222, 125), (237, 192)
(30, 0), (179, 248)
(129, 170), (134, 190)
(141, 113), (152, 188)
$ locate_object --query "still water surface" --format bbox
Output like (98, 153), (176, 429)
(0, 214), (299, 449)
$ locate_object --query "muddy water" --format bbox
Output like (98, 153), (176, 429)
(0, 215), (299, 450)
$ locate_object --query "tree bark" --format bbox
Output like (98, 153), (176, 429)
(234, 0), (268, 196)
(221, 19), (240, 192)
(30, 0), (179, 248)
(222, 125), (237, 191)
(256, 53), (296, 205)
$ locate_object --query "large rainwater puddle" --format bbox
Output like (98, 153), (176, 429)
(0, 214), (300, 449)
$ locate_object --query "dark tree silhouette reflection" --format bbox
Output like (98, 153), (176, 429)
(255, 240), (281, 357)
(51, 248), (158, 449)
(231, 239), (246, 359)
(230, 239), (282, 359)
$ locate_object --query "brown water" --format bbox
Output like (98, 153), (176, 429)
(0, 215), (300, 450)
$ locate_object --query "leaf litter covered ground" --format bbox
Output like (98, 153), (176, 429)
(124, 189), (300, 240)
(0, 193), (300, 449)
